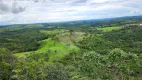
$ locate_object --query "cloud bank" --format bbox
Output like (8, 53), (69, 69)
(0, 0), (142, 25)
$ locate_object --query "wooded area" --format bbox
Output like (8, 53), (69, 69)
(0, 17), (142, 80)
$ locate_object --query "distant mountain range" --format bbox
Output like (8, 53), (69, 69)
(1, 15), (142, 27)
(68, 15), (142, 23)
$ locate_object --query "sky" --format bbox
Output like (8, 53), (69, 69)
(0, 0), (142, 25)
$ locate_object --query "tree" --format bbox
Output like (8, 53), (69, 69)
(46, 63), (70, 80)
(107, 48), (141, 79)
(0, 48), (16, 80)
(78, 49), (142, 79)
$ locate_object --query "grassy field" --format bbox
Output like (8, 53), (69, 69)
(14, 29), (83, 62)
(14, 38), (79, 61)
(96, 26), (122, 32)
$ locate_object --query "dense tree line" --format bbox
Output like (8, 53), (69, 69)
(0, 48), (141, 80)
(0, 48), (16, 80)
(0, 29), (48, 53)
(79, 26), (142, 54)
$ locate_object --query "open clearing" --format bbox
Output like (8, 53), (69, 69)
(96, 26), (122, 32)
(14, 30), (84, 62)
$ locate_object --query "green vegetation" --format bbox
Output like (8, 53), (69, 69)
(96, 26), (121, 32)
(14, 30), (80, 62)
(0, 29), (48, 53)
(0, 18), (142, 80)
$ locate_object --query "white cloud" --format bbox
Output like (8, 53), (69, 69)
(0, 0), (142, 25)
(87, 0), (110, 3)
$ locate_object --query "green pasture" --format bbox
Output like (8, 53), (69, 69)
(14, 38), (79, 61)
(14, 29), (82, 62)
(96, 26), (122, 32)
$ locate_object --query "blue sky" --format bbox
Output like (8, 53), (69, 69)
(0, 0), (142, 25)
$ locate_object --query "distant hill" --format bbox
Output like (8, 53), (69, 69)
(1, 15), (142, 28)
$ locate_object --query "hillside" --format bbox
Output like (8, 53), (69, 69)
(0, 17), (142, 80)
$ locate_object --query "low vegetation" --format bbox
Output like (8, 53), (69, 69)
(96, 26), (121, 32)
(0, 18), (142, 80)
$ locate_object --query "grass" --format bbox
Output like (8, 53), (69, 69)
(14, 38), (79, 61)
(37, 38), (79, 62)
(96, 26), (122, 32)
(14, 29), (82, 62)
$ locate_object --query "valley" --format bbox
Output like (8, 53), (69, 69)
(0, 16), (142, 80)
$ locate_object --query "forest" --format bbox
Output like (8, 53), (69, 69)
(0, 16), (142, 80)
